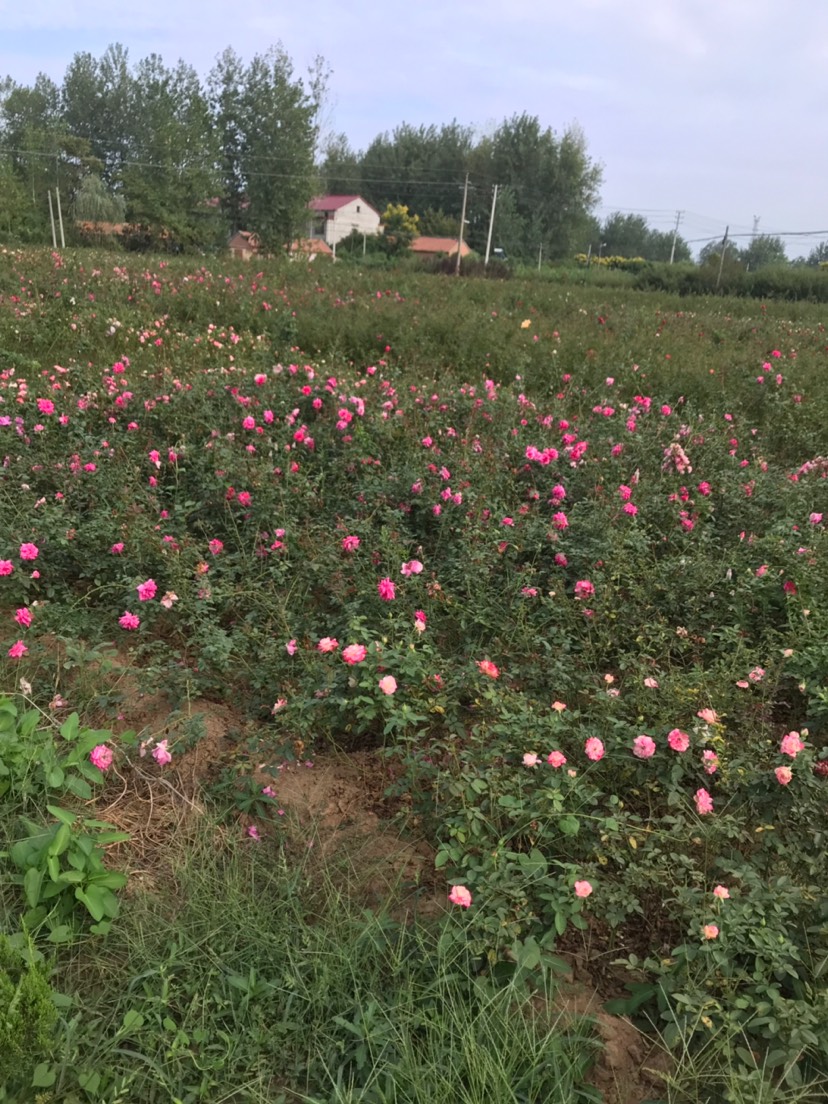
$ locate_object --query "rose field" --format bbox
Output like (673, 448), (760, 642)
(1, 248), (828, 1103)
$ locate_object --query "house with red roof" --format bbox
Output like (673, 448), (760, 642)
(307, 195), (381, 248)
(410, 236), (472, 259)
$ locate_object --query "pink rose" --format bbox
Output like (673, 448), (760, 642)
(448, 884), (472, 908)
(574, 880), (593, 898)
(378, 675), (397, 695)
(633, 735), (656, 759)
(584, 737), (604, 762)
(90, 744), (113, 772)
(667, 728), (690, 753)
(694, 788), (714, 814)
(342, 644), (367, 665)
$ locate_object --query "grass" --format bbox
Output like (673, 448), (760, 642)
(35, 810), (601, 1104)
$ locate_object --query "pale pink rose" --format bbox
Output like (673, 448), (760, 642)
(694, 788), (714, 814)
(152, 739), (172, 766)
(713, 885), (730, 900)
(401, 559), (423, 576)
(667, 728), (690, 753)
(342, 643), (368, 665)
(477, 659), (500, 679)
(317, 637), (339, 653)
(448, 884), (472, 908)
(633, 735), (656, 759)
(584, 737), (604, 762)
(697, 708), (720, 725)
(523, 752), (539, 768)
(547, 751), (567, 768)
(702, 749), (719, 774)
(271, 698), (287, 713)
(378, 675), (397, 695)
(286, 638), (297, 655)
(780, 731), (804, 758)
(703, 924), (719, 940)
(551, 701), (567, 712)
(644, 677), (659, 688)
(574, 880), (593, 898)
(775, 765), (793, 786)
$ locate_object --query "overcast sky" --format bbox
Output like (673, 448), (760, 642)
(2, 0), (827, 256)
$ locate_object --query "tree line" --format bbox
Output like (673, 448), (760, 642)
(0, 44), (325, 252)
(1, 43), (826, 267)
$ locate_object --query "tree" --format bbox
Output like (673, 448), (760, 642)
(699, 238), (744, 267)
(121, 55), (221, 250)
(0, 154), (36, 240)
(72, 173), (125, 223)
(380, 203), (419, 255)
(805, 241), (828, 267)
(319, 132), (361, 196)
(208, 47), (248, 234)
(359, 122), (474, 219)
(742, 234), (787, 270)
(238, 46), (321, 251)
(416, 208), (459, 237)
(1, 72), (100, 237)
(469, 114), (601, 259)
(593, 212), (691, 262)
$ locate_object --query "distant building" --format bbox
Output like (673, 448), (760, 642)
(228, 230), (334, 261)
(228, 230), (260, 261)
(289, 237), (334, 261)
(410, 236), (472, 259)
(308, 195), (381, 247)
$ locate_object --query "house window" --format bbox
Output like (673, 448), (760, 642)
(356, 205), (361, 213)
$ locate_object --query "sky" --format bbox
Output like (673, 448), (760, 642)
(1, 0), (827, 257)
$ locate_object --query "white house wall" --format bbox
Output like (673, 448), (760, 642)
(325, 200), (381, 246)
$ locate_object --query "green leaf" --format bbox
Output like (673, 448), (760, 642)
(75, 886), (105, 922)
(434, 851), (450, 869)
(47, 823), (72, 857)
(78, 1070), (101, 1093)
(64, 775), (92, 800)
(121, 1009), (146, 1032)
(46, 766), (66, 788)
(24, 865), (44, 908)
(31, 1062), (56, 1088)
(518, 847), (548, 877)
(558, 815), (580, 836)
(47, 805), (78, 826)
(47, 924), (74, 944)
(60, 712), (80, 741)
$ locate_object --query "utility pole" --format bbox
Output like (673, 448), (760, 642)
(484, 184), (499, 266)
(537, 242), (543, 272)
(669, 210), (684, 264)
(715, 225), (729, 290)
(56, 186), (66, 249)
(455, 172), (469, 275)
(752, 215), (760, 239)
(47, 190), (57, 249)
